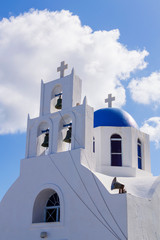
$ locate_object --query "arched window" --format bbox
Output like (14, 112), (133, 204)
(45, 193), (60, 222)
(32, 189), (61, 224)
(137, 139), (142, 169)
(111, 134), (122, 166)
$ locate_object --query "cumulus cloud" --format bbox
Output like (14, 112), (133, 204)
(128, 72), (160, 106)
(140, 117), (160, 148)
(0, 9), (148, 134)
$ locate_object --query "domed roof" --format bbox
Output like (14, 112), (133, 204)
(94, 108), (138, 129)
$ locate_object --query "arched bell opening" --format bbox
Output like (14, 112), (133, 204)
(50, 85), (63, 113)
(37, 122), (50, 156)
(57, 115), (72, 152)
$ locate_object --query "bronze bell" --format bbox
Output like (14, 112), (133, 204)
(63, 127), (72, 143)
(41, 133), (49, 148)
(55, 96), (62, 109)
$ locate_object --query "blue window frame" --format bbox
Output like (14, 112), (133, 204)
(137, 139), (142, 169)
(111, 134), (122, 166)
(45, 192), (60, 222)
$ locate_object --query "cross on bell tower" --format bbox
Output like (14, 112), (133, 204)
(57, 61), (68, 78)
(105, 94), (115, 108)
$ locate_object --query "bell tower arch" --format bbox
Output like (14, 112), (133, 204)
(25, 61), (94, 159)
(50, 84), (63, 113)
(57, 114), (73, 153)
(39, 66), (82, 116)
(37, 121), (50, 156)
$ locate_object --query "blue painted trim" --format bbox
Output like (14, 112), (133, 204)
(55, 93), (62, 97)
(41, 129), (49, 133)
(63, 123), (72, 127)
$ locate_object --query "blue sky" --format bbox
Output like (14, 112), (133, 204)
(1, 0), (160, 200)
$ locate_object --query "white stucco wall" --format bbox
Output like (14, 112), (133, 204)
(40, 69), (82, 116)
(94, 126), (151, 177)
(127, 192), (160, 240)
(26, 99), (93, 159)
(0, 149), (128, 240)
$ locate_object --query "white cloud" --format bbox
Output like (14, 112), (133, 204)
(0, 9), (148, 134)
(140, 117), (160, 148)
(128, 72), (160, 105)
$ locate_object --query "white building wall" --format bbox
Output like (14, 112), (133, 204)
(0, 149), (128, 240)
(94, 128), (102, 172)
(94, 126), (151, 177)
(127, 192), (160, 240)
(130, 128), (151, 172)
(26, 103), (90, 158)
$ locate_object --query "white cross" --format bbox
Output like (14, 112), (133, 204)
(105, 94), (115, 108)
(57, 61), (68, 78)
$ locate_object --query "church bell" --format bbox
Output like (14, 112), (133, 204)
(41, 132), (49, 148)
(55, 95), (62, 109)
(63, 127), (72, 143)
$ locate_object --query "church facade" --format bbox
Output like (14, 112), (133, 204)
(0, 61), (160, 240)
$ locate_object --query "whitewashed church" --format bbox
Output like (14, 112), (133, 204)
(0, 61), (160, 240)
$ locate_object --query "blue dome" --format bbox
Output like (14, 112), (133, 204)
(94, 108), (138, 128)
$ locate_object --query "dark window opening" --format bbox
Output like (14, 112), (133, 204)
(137, 139), (142, 169)
(111, 154), (122, 166)
(111, 134), (122, 167)
(45, 193), (60, 222)
(93, 137), (95, 153)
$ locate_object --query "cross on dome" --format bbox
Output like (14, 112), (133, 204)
(105, 94), (115, 108)
(57, 61), (68, 78)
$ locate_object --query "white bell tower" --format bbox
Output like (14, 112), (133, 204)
(25, 61), (94, 160)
